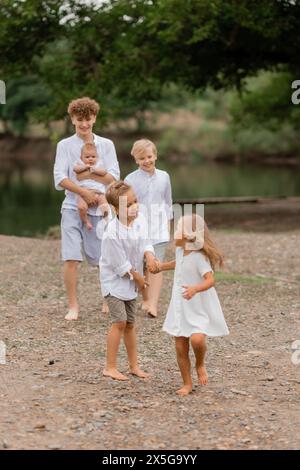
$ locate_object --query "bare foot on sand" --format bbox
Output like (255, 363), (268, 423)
(176, 385), (193, 396)
(147, 306), (157, 318)
(65, 309), (79, 321)
(130, 368), (149, 379)
(196, 365), (208, 386)
(103, 369), (129, 381)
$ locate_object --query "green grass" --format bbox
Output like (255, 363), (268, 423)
(215, 272), (274, 284)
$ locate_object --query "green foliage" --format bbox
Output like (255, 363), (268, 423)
(230, 71), (300, 132)
(1, 0), (300, 134)
(0, 76), (52, 135)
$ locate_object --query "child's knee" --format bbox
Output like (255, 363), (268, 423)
(175, 338), (188, 355)
(113, 321), (127, 332)
(191, 334), (206, 349)
(125, 322), (135, 331)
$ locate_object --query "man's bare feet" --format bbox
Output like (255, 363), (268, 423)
(196, 365), (208, 385)
(176, 384), (193, 396)
(103, 368), (129, 381)
(130, 367), (149, 379)
(65, 309), (79, 321)
(147, 306), (157, 318)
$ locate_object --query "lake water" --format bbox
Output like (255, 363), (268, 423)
(0, 162), (299, 237)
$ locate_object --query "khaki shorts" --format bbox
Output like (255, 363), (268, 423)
(105, 294), (137, 324)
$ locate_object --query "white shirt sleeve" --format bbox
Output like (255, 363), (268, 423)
(102, 140), (120, 181)
(165, 173), (173, 220)
(53, 141), (69, 191)
(103, 236), (132, 277)
(198, 253), (213, 277)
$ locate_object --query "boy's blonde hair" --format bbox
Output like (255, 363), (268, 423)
(106, 181), (131, 209)
(68, 97), (100, 119)
(130, 139), (157, 160)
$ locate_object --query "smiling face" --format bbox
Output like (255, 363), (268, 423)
(134, 147), (157, 173)
(71, 114), (96, 139)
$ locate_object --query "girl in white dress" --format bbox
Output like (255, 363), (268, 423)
(156, 214), (229, 396)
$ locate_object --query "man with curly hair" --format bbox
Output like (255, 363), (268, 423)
(54, 97), (120, 320)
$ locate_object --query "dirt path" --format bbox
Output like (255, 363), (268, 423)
(1, 229), (300, 450)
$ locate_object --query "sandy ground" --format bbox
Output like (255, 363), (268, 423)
(1, 204), (300, 449)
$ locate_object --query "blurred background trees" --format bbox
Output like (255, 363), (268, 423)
(1, 0), (300, 136)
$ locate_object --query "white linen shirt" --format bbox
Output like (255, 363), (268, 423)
(54, 133), (120, 215)
(124, 168), (173, 245)
(99, 217), (154, 301)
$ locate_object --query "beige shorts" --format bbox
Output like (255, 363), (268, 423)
(105, 294), (137, 324)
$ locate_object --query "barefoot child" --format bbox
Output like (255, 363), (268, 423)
(74, 142), (110, 230)
(155, 214), (229, 396)
(100, 181), (158, 381)
(53, 97), (120, 320)
(125, 139), (173, 318)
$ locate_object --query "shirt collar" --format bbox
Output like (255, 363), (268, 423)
(74, 133), (96, 144)
(138, 167), (157, 178)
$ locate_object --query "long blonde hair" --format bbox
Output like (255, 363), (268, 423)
(176, 214), (224, 270)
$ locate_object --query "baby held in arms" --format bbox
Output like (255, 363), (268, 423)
(73, 142), (110, 229)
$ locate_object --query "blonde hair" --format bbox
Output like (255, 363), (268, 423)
(177, 214), (224, 270)
(80, 142), (97, 156)
(68, 97), (100, 118)
(106, 180), (131, 209)
(131, 139), (157, 160)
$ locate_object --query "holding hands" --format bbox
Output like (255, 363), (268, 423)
(146, 257), (162, 274)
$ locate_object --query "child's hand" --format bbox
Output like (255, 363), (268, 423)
(147, 258), (160, 273)
(134, 273), (149, 292)
(182, 285), (198, 300)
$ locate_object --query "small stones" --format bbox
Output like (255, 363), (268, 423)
(231, 389), (248, 396)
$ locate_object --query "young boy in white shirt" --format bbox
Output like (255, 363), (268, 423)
(124, 139), (173, 318)
(53, 97), (120, 321)
(100, 181), (158, 381)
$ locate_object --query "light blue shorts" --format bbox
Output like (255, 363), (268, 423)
(61, 209), (102, 266)
(153, 242), (168, 262)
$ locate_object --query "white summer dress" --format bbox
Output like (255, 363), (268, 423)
(163, 248), (229, 338)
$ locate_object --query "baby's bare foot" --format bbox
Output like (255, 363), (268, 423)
(197, 365), (208, 386)
(103, 368), (129, 381)
(176, 385), (193, 396)
(86, 221), (93, 230)
(130, 367), (149, 379)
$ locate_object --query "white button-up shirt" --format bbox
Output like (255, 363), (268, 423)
(100, 217), (154, 301)
(124, 168), (173, 245)
(53, 133), (120, 215)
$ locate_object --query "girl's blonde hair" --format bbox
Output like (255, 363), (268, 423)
(131, 139), (157, 160)
(177, 214), (224, 270)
